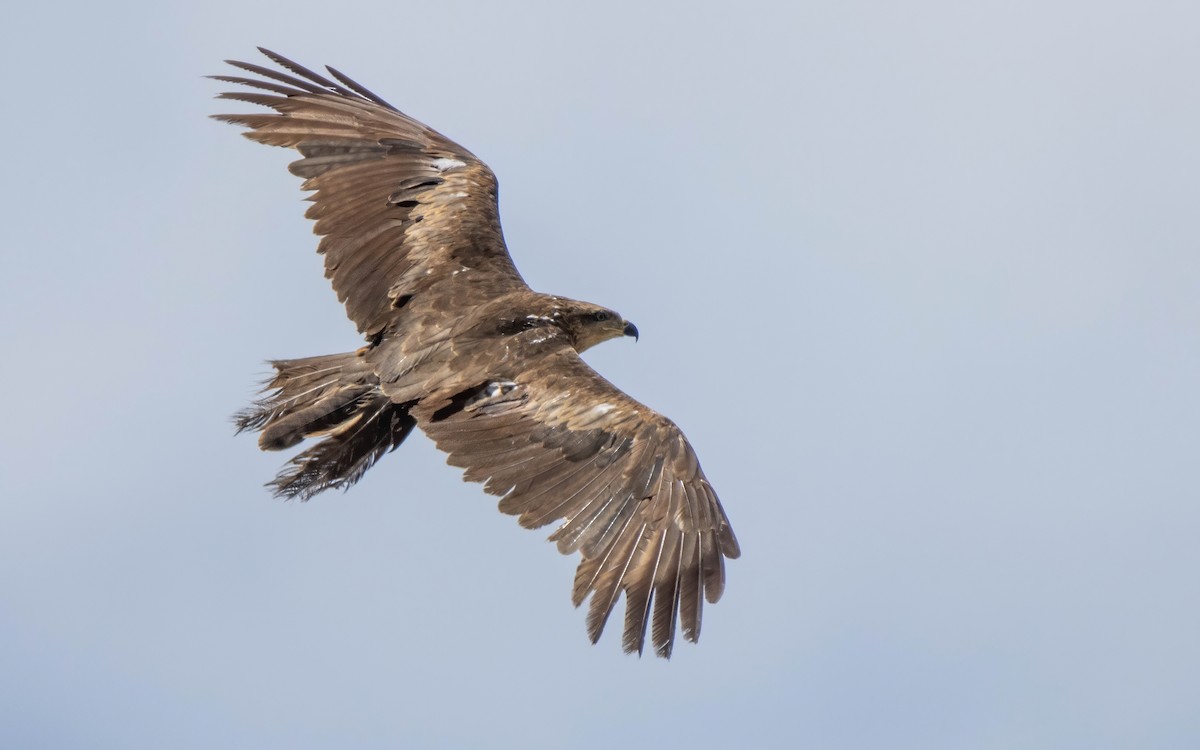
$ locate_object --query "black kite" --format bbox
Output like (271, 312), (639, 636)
(214, 49), (739, 657)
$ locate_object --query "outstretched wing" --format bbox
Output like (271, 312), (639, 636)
(415, 347), (740, 658)
(212, 48), (527, 337)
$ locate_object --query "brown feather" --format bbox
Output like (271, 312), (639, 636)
(651, 528), (684, 658)
(218, 50), (738, 658)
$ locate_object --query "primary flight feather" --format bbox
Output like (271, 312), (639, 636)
(214, 48), (739, 658)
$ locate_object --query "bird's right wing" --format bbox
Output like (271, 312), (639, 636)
(212, 48), (528, 337)
(414, 345), (740, 658)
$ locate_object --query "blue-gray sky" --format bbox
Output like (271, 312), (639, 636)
(2, 1), (1197, 748)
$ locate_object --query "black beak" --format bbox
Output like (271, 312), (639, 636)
(623, 321), (639, 341)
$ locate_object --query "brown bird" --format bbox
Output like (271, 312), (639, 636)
(214, 48), (739, 658)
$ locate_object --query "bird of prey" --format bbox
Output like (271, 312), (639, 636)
(213, 48), (739, 658)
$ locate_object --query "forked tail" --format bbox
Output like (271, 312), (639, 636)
(234, 352), (415, 500)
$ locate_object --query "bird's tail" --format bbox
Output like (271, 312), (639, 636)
(234, 351), (416, 500)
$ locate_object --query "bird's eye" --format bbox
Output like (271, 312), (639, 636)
(593, 311), (610, 322)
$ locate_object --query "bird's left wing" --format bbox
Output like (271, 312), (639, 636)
(212, 49), (528, 338)
(414, 347), (740, 658)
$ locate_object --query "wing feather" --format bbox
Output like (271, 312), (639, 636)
(678, 531), (703, 642)
(585, 520), (646, 643)
(622, 526), (666, 655)
(257, 47), (359, 98)
(416, 348), (738, 656)
(548, 489), (625, 554)
(520, 457), (627, 531)
(651, 526), (684, 658)
(212, 50), (526, 337)
(223, 57), (328, 94)
(324, 64), (395, 108)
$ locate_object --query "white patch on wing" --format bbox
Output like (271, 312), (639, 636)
(572, 401), (619, 429)
(484, 380), (518, 398)
(432, 157), (466, 172)
(466, 379), (525, 413)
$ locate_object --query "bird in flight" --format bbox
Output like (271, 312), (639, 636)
(213, 48), (739, 658)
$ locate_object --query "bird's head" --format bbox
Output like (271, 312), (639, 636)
(559, 300), (638, 352)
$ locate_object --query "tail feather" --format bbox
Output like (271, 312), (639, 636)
(235, 352), (415, 500)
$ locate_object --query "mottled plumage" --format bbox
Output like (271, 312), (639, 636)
(216, 49), (739, 657)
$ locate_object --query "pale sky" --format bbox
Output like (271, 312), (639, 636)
(2, 1), (1197, 748)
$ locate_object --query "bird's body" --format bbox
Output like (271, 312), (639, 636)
(216, 49), (738, 657)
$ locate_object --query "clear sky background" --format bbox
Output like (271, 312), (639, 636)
(2, 1), (1197, 748)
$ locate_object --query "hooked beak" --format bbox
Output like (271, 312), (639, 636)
(623, 321), (639, 341)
